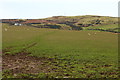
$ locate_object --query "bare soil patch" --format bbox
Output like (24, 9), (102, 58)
(2, 52), (54, 75)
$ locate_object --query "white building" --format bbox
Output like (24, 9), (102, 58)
(14, 23), (22, 26)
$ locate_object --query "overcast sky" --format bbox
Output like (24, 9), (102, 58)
(0, 0), (119, 19)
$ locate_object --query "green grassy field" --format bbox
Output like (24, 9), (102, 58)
(2, 23), (119, 78)
(84, 24), (119, 32)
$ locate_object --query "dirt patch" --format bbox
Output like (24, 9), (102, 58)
(2, 52), (55, 75)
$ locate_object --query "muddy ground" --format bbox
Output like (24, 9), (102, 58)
(2, 52), (55, 76)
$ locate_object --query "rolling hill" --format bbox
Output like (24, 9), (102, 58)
(2, 15), (119, 33)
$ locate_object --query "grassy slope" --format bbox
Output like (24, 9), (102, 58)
(41, 15), (119, 32)
(2, 24), (118, 78)
(84, 24), (119, 32)
(45, 15), (118, 25)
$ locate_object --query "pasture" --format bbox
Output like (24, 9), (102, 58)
(2, 24), (118, 78)
(84, 24), (119, 33)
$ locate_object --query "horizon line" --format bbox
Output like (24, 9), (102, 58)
(0, 15), (118, 19)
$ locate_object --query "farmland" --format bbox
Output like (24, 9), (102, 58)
(2, 23), (119, 78)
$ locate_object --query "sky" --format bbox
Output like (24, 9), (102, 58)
(0, 0), (119, 19)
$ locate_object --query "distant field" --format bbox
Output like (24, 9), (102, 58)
(85, 24), (117, 29)
(84, 24), (119, 33)
(2, 24), (119, 78)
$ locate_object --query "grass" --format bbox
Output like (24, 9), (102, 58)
(2, 23), (119, 78)
(85, 24), (118, 29)
(84, 24), (119, 32)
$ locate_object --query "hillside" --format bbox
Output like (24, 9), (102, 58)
(2, 15), (119, 33)
(2, 23), (118, 78)
(2, 15), (119, 78)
